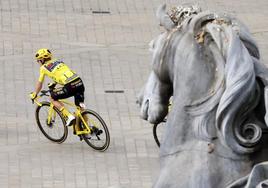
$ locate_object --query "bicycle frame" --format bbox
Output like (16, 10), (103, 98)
(34, 96), (97, 135)
(58, 99), (91, 135)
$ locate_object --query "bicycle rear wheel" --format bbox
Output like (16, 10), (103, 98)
(80, 110), (110, 151)
(35, 102), (68, 143)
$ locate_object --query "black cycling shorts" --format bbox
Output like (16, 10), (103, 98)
(50, 78), (85, 106)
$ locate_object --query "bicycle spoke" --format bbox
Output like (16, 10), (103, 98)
(80, 110), (110, 151)
(35, 102), (68, 143)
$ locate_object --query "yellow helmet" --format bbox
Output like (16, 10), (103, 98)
(35, 48), (52, 61)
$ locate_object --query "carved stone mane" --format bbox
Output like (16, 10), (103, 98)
(184, 12), (263, 154)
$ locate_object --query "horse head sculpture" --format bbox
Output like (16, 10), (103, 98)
(138, 4), (268, 188)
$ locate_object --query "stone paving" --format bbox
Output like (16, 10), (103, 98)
(0, 0), (267, 187)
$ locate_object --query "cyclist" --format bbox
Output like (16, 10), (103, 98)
(29, 48), (85, 126)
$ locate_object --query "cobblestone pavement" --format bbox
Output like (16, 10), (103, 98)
(0, 0), (267, 187)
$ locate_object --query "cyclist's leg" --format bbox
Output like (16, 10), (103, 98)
(72, 80), (89, 128)
(50, 98), (64, 109)
(74, 92), (85, 109)
(50, 86), (75, 126)
(71, 78), (85, 108)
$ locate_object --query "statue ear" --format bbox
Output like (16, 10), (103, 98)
(156, 4), (175, 31)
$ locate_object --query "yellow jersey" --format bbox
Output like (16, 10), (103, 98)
(38, 59), (79, 85)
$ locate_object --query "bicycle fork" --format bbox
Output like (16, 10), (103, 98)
(47, 104), (56, 126)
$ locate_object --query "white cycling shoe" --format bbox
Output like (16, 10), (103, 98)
(65, 115), (75, 126)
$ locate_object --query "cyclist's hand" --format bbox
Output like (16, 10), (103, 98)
(29, 92), (37, 102)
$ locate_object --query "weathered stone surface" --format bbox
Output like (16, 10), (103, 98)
(138, 4), (268, 188)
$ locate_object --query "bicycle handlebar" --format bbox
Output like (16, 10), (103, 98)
(31, 90), (50, 106)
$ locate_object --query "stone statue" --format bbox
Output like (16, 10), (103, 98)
(137, 4), (268, 188)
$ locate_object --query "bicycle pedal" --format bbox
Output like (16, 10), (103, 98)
(79, 135), (83, 141)
(96, 129), (103, 136)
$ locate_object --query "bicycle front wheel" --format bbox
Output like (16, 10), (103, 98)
(153, 120), (166, 147)
(35, 102), (68, 143)
(153, 123), (160, 147)
(80, 110), (110, 151)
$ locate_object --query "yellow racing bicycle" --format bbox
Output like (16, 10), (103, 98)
(32, 90), (110, 151)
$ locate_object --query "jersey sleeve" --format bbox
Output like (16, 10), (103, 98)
(38, 67), (46, 82)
